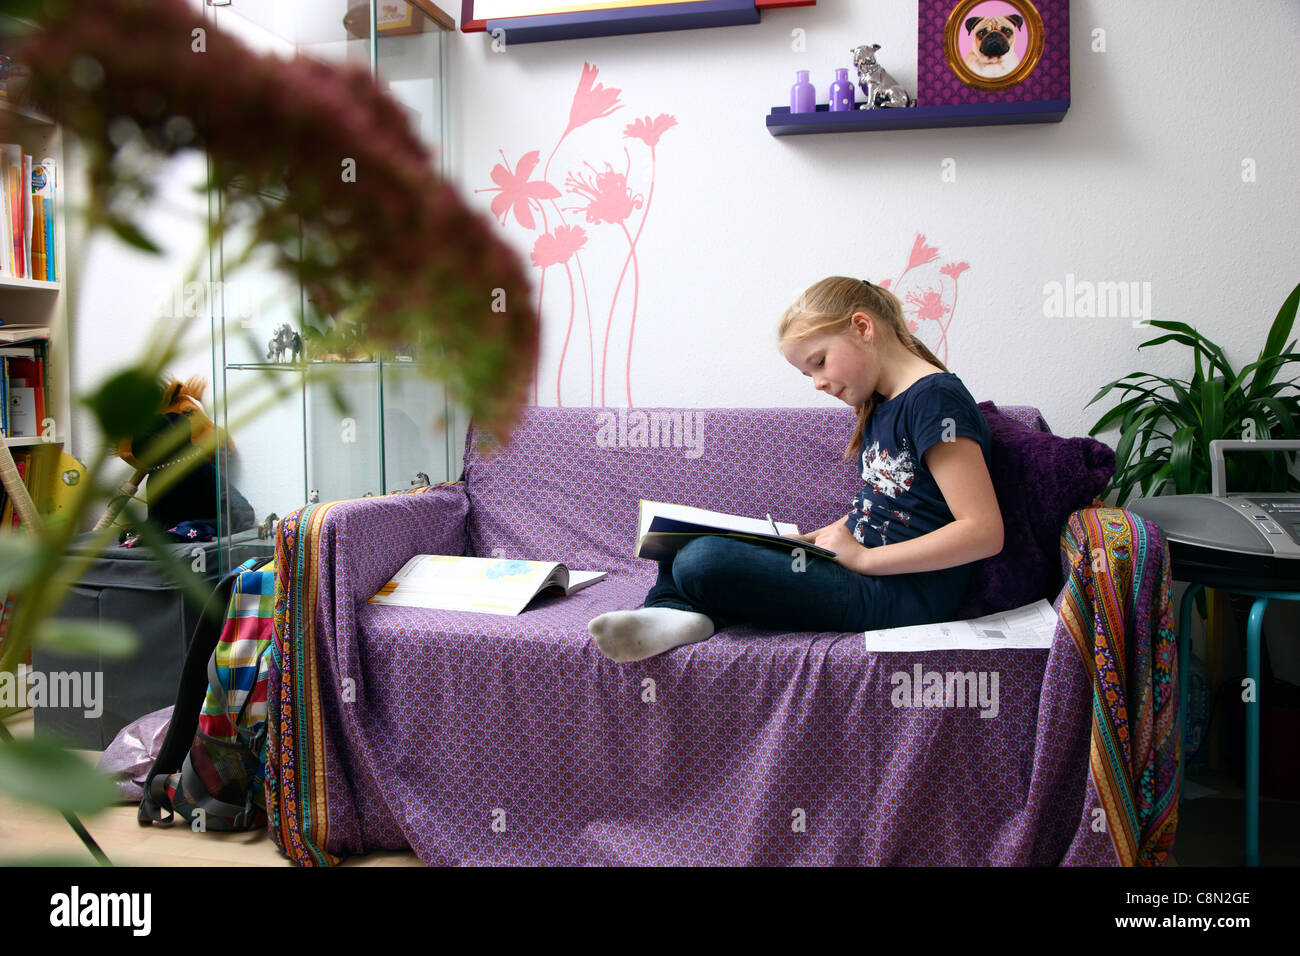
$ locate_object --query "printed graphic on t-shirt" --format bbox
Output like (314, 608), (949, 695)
(849, 496), (914, 547)
(861, 437), (917, 497)
(842, 372), (990, 554)
(850, 438), (915, 546)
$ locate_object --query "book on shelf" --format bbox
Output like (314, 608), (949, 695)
(368, 554), (608, 616)
(0, 443), (58, 665)
(635, 499), (840, 563)
(0, 325), (49, 342)
(0, 143), (56, 281)
(0, 334), (47, 437)
(33, 159), (55, 281)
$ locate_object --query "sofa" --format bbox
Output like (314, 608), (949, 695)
(263, 402), (1180, 866)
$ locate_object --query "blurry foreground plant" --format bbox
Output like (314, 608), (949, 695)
(0, 0), (538, 860)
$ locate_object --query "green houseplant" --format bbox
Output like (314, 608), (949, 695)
(1085, 280), (1300, 740)
(1087, 281), (1300, 507)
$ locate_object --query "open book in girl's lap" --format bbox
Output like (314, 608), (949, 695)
(635, 499), (839, 563)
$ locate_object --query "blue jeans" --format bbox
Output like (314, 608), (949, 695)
(642, 536), (947, 633)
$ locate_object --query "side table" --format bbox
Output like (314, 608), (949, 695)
(1178, 581), (1292, 867)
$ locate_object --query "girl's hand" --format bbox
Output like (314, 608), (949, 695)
(792, 522), (873, 575)
(787, 521), (836, 544)
(808, 521), (860, 558)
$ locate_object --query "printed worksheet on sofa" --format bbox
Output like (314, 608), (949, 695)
(861, 599), (1060, 651)
(368, 555), (607, 616)
(635, 499), (839, 562)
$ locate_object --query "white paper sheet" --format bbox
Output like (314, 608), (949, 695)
(862, 599), (1060, 651)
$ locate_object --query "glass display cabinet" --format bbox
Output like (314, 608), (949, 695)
(204, 0), (461, 575)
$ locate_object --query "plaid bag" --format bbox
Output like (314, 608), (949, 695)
(139, 559), (275, 832)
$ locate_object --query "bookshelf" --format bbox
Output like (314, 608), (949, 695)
(0, 97), (70, 455)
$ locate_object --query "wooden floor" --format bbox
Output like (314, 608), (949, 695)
(12, 709), (1300, 867)
(0, 710), (421, 867)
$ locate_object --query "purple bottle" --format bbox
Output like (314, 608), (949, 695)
(790, 70), (816, 113)
(830, 68), (855, 111)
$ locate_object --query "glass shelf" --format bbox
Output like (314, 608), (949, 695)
(207, 0), (457, 575)
(225, 359), (422, 370)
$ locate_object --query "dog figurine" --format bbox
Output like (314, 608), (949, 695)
(963, 14), (1023, 78)
(852, 44), (914, 109)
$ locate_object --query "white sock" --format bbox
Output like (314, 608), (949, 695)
(588, 607), (715, 663)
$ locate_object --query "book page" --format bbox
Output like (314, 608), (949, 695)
(564, 570), (606, 591)
(369, 555), (560, 615)
(638, 499), (800, 539)
(369, 555), (606, 615)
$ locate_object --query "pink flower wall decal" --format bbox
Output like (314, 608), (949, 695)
(564, 62), (622, 139)
(477, 62), (674, 407)
(531, 224), (587, 268)
(906, 234), (940, 271)
(531, 226), (588, 404)
(475, 149), (560, 231)
(886, 233), (970, 364)
(565, 159), (644, 225)
(906, 287), (948, 322)
(625, 113), (677, 148)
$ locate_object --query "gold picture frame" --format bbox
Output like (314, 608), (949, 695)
(943, 0), (1045, 92)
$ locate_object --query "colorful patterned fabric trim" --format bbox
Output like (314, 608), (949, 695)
(1058, 505), (1180, 866)
(266, 484), (446, 866)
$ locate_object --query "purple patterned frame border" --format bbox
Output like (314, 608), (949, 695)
(918, 0), (1070, 106)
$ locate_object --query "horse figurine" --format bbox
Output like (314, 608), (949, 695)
(266, 323), (303, 363)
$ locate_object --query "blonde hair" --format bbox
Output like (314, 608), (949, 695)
(777, 276), (948, 462)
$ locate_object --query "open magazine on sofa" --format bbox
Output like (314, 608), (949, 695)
(369, 554), (607, 616)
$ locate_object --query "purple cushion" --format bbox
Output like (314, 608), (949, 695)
(955, 401), (1116, 619)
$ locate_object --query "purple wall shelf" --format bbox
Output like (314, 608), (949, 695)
(468, 0), (761, 44)
(766, 100), (1069, 135)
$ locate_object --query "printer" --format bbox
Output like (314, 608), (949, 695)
(1127, 440), (1300, 591)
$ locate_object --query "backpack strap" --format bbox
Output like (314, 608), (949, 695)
(137, 559), (257, 826)
(178, 738), (261, 829)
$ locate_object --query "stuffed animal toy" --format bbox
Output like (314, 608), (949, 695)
(101, 376), (255, 535)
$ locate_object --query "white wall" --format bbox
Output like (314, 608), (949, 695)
(67, 1), (1300, 682)
(450, 0), (1299, 431)
(446, 0), (1300, 685)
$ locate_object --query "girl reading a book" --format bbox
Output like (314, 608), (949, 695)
(589, 276), (1002, 662)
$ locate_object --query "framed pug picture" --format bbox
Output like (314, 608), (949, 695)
(917, 0), (1068, 107)
(944, 0), (1045, 90)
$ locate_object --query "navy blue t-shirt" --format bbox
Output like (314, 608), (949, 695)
(843, 371), (993, 615)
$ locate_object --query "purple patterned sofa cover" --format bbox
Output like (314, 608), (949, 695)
(270, 404), (1125, 865)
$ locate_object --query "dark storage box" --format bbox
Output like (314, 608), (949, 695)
(31, 530), (274, 749)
